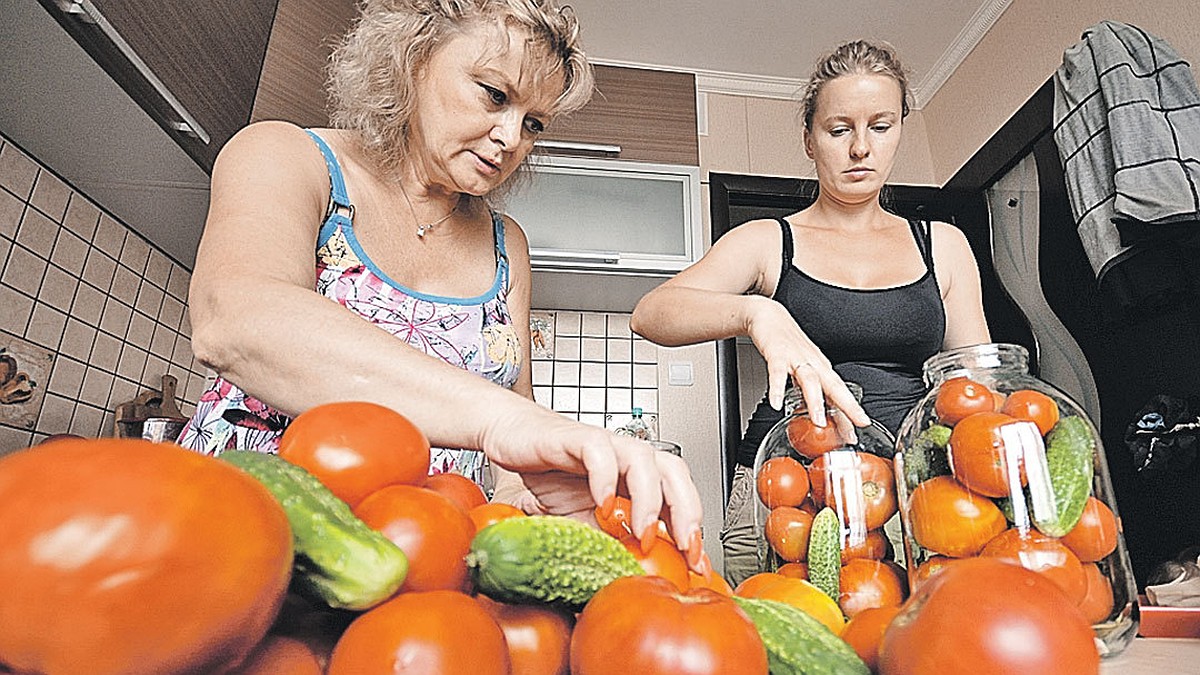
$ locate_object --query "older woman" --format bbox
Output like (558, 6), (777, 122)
(179, 0), (703, 567)
(631, 40), (991, 583)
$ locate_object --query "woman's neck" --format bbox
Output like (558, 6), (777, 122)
(802, 194), (892, 233)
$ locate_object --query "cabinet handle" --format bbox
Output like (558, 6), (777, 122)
(58, 0), (211, 145)
(534, 140), (622, 156)
(529, 248), (621, 265)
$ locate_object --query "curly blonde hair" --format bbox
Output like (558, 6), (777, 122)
(801, 40), (910, 132)
(328, 0), (593, 182)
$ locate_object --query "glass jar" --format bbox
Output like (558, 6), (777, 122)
(751, 384), (906, 617)
(893, 343), (1138, 656)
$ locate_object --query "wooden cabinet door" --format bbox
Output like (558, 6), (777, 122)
(541, 65), (699, 166)
(39, 0), (277, 171)
(251, 0), (358, 128)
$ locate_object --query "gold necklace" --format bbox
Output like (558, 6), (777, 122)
(398, 181), (460, 238)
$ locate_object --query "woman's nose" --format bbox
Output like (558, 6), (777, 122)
(850, 133), (869, 158)
(491, 113), (522, 149)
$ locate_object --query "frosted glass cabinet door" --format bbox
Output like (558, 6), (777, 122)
(504, 155), (703, 273)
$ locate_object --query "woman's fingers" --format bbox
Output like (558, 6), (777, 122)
(655, 451), (705, 570)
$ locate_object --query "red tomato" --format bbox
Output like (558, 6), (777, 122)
(808, 451), (897, 530)
(279, 401), (430, 506)
(787, 416), (844, 459)
(424, 472), (487, 513)
(839, 558), (908, 618)
(1060, 496), (1119, 563)
(570, 576), (768, 675)
(1000, 389), (1060, 436)
(765, 506), (814, 562)
(329, 591), (509, 675)
(622, 534), (691, 592)
(911, 555), (957, 590)
(842, 528), (891, 562)
(354, 485), (475, 592)
(776, 562), (809, 579)
(1077, 562), (1114, 624)
(979, 528), (1088, 605)
(934, 376), (996, 425)
(0, 439), (293, 675)
(841, 605), (901, 672)
(230, 636), (323, 675)
(948, 411), (1029, 498)
(594, 495), (634, 539)
(756, 456), (811, 508)
(468, 502), (525, 533)
(477, 595), (574, 675)
(879, 558), (1099, 675)
(908, 476), (1007, 557)
(688, 554), (735, 596)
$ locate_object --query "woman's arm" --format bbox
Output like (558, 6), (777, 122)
(631, 220), (867, 426)
(190, 122), (702, 560)
(931, 221), (992, 349)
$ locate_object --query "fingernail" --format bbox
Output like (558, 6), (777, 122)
(598, 495), (616, 520)
(686, 530), (704, 570)
(640, 524), (659, 555)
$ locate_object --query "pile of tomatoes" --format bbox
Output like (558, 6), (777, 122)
(755, 419), (907, 620)
(902, 377), (1120, 627)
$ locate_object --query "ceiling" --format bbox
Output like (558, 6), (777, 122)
(0, 0), (1011, 269)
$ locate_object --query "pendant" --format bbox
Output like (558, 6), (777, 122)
(417, 223), (430, 238)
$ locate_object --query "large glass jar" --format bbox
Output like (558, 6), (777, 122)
(751, 384), (907, 619)
(893, 343), (1138, 656)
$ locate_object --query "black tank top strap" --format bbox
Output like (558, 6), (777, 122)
(909, 219), (935, 273)
(777, 217), (794, 284)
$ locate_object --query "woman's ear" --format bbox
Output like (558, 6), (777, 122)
(803, 129), (814, 160)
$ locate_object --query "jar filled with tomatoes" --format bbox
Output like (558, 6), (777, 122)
(751, 384), (909, 622)
(893, 342), (1138, 656)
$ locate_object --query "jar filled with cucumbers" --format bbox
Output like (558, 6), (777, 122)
(893, 342), (1138, 656)
(750, 383), (910, 623)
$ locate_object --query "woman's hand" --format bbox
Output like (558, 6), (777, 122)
(745, 296), (870, 428)
(479, 412), (705, 571)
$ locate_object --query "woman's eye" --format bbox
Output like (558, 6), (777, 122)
(482, 84), (507, 105)
(830, 127), (850, 136)
(872, 124), (892, 133)
(524, 117), (546, 135)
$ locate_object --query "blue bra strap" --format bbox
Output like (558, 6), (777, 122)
(303, 130), (353, 214)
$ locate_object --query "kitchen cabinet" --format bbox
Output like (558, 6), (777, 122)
(250, 0), (357, 128)
(37, 0), (278, 172)
(539, 64), (699, 166)
(506, 155), (702, 274)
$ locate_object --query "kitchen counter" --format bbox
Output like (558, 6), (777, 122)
(1101, 638), (1200, 673)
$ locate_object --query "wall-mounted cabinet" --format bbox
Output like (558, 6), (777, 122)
(540, 65), (699, 166)
(38, 0), (278, 171)
(506, 155), (703, 275)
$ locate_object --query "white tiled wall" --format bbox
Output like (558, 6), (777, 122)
(530, 310), (659, 430)
(0, 133), (206, 454)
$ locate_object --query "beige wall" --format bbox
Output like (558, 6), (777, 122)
(925, 0), (1200, 183)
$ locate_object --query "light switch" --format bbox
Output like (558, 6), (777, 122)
(667, 361), (693, 386)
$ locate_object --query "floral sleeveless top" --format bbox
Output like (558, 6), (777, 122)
(177, 130), (522, 484)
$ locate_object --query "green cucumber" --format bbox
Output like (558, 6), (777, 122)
(903, 423), (952, 488)
(219, 450), (408, 610)
(734, 596), (869, 675)
(807, 507), (842, 602)
(466, 515), (644, 611)
(1032, 416), (1095, 537)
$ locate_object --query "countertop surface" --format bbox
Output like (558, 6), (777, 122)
(1101, 638), (1200, 673)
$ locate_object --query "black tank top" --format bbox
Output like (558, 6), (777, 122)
(735, 218), (946, 465)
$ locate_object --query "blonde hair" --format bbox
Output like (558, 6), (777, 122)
(327, 0), (593, 180)
(801, 40), (910, 132)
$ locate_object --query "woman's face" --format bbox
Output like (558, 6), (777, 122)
(407, 22), (564, 196)
(803, 73), (904, 205)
